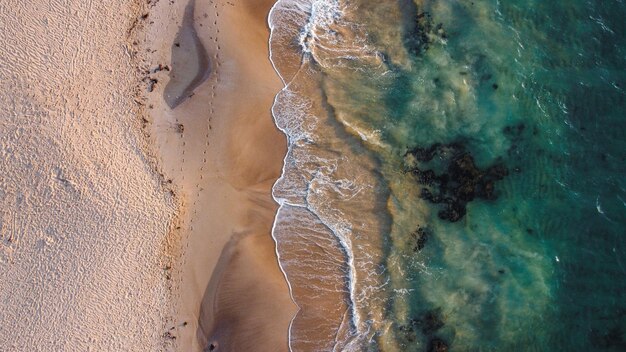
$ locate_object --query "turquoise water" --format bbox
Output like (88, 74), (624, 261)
(269, 0), (626, 351)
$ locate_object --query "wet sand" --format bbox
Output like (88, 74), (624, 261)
(163, 0), (211, 108)
(141, 0), (297, 350)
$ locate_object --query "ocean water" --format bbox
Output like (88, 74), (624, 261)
(268, 0), (626, 351)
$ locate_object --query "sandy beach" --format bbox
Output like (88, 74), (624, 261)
(1, 0), (295, 350)
(140, 0), (296, 350)
(0, 0), (179, 350)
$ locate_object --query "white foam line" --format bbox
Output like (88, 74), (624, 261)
(267, 1), (361, 350)
(268, 4), (302, 351)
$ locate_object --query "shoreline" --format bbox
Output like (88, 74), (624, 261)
(139, 0), (296, 350)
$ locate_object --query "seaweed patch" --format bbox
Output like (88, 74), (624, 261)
(399, 309), (449, 352)
(404, 10), (447, 56)
(411, 226), (430, 252)
(405, 143), (508, 222)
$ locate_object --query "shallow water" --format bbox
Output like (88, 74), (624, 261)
(269, 0), (626, 351)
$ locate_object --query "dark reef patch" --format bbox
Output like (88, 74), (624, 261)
(411, 226), (430, 252)
(428, 337), (449, 352)
(589, 326), (626, 350)
(402, 6), (447, 56)
(399, 309), (449, 351)
(412, 308), (445, 335)
(405, 143), (508, 222)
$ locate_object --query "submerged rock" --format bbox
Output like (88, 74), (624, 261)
(503, 123), (526, 138)
(428, 337), (449, 352)
(411, 226), (430, 252)
(412, 308), (445, 335)
(402, 5), (448, 57)
(589, 326), (625, 349)
(399, 308), (447, 349)
(405, 143), (508, 222)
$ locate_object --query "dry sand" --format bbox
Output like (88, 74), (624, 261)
(0, 0), (294, 350)
(0, 0), (179, 350)
(141, 0), (297, 351)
